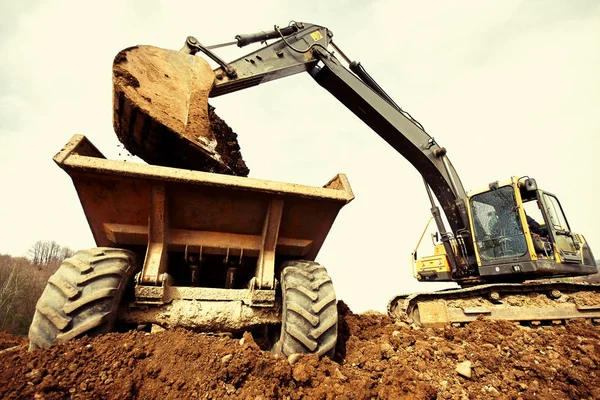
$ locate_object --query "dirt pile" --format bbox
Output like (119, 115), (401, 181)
(1, 303), (599, 399)
(0, 332), (27, 351)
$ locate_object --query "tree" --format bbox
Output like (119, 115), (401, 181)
(0, 240), (73, 335)
(0, 255), (56, 335)
(28, 240), (74, 266)
(0, 259), (24, 330)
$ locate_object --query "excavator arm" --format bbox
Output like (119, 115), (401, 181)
(112, 21), (475, 274)
(206, 22), (475, 272)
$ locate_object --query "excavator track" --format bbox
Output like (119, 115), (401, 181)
(388, 282), (600, 328)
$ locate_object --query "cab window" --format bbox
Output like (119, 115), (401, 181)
(471, 186), (527, 261)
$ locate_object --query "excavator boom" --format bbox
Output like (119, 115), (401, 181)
(210, 23), (469, 233)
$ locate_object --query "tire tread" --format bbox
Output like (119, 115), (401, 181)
(28, 248), (136, 351)
(275, 260), (338, 358)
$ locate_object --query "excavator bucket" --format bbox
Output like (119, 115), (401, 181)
(112, 45), (249, 176)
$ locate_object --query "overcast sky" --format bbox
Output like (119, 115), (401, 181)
(1, 1), (599, 312)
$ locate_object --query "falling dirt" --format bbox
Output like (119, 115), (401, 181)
(207, 105), (249, 177)
(1, 302), (599, 399)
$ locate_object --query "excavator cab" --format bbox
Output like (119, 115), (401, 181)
(414, 176), (597, 283)
(467, 177), (597, 280)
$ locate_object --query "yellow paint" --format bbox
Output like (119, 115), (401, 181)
(433, 243), (446, 256)
(415, 252), (451, 279)
(513, 178), (538, 261)
(310, 31), (323, 41)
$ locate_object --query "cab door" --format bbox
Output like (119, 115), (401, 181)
(538, 191), (581, 263)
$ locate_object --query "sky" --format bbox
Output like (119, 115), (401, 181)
(1, 1), (599, 312)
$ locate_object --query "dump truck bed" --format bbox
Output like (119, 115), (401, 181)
(54, 135), (353, 288)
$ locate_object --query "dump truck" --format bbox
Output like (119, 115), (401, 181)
(30, 21), (600, 355)
(29, 134), (353, 357)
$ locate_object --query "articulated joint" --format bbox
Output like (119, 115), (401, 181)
(182, 36), (237, 78)
(434, 147), (447, 158)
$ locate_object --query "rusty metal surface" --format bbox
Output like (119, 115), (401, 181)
(54, 135), (353, 288)
(112, 45), (249, 175)
(413, 298), (600, 327)
(142, 184), (168, 284)
(255, 199), (283, 289)
(103, 224), (313, 257)
(54, 136), (353, 246)
(55, 136), (353, 200)
(120, 299), (281, 331)
(135, 285), (276, 305)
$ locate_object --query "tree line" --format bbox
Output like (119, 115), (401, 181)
(0, 241), (74, 336)
(28, 240), (74, 265)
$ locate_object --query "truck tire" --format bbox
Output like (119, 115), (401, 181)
(28, 248), (136, 351)
(272, 260), (338, 358)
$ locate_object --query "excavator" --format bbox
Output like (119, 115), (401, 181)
(112, 21), (600, 328)
(29, 21), (600, 356)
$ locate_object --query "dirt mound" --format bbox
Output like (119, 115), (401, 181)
(0, 331), (27, 351)
(1, 303), (599, 399)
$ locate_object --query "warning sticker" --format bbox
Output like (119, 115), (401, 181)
(310, 31), (323, 42)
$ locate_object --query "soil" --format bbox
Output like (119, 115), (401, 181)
(1, 302), (599, 400)
(112, 45), (249, 176)
(207, 105), (249, 177)
(0, 331), (27, 351)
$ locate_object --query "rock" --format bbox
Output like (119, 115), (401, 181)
(292, 364), (311, 383)
(484, 385), (499, 395)
(151, 324), (166, 333)
(25, 369), (45, 384)
(0, 345), (26, 356)
(225, 383), (235, 394)
(287, 353), (302, 365)
(456, 361), (472, 379)
(221, 354), (233, 364)
(333, 368), (347, 382)
(380, 342), (395, 359)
